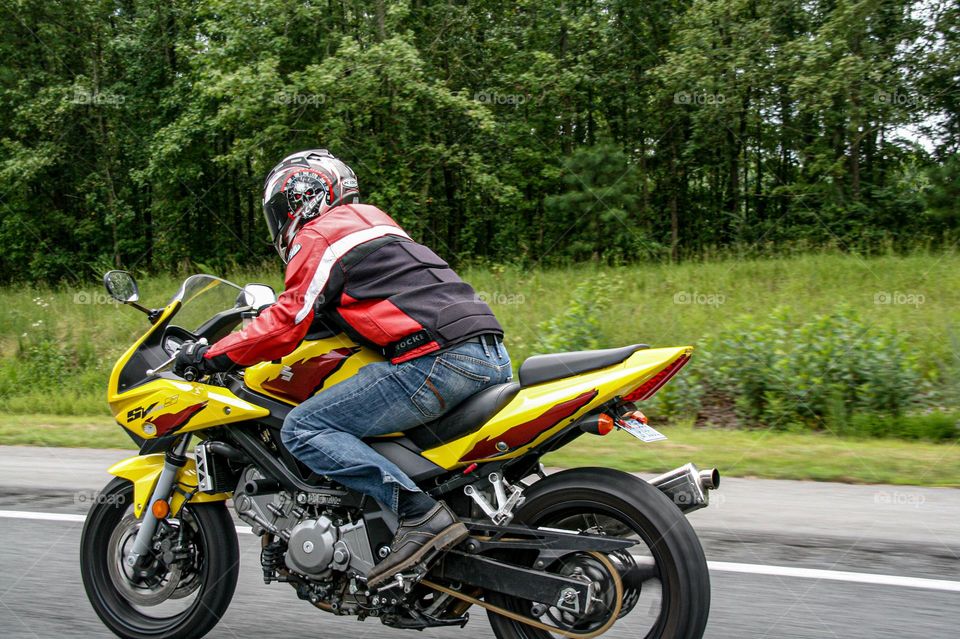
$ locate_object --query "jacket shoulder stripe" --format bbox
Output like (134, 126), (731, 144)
(294, 224), (410, 324)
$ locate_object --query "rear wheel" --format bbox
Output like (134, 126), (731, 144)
(80, 477), (239, 639)
(486, 468), (710, 639)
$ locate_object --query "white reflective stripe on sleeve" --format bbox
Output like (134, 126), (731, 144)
(294, 225), (411, 324)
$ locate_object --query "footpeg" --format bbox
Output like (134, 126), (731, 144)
(374, 569), (425, 595)
(464, 473), (524, 525)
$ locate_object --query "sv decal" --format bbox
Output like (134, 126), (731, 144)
(126, 402), (157, 423)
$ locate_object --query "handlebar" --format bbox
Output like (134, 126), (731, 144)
(146, 337), (208, 380)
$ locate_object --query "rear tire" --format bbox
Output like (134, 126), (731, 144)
(486, 467), (710, 639)
(80, 477), (239, 639)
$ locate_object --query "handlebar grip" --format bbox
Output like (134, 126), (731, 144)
(182, 367), (198, 382)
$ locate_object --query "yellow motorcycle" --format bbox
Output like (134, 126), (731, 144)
(81, 270), (719, 639)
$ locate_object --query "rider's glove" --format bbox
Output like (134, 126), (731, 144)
(173, 341), (214, 379)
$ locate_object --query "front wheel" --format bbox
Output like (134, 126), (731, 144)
(80, 477), (240, 639)
(487, 467), (710, 639)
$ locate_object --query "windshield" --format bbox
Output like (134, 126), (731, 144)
(167, 274), (245, 333)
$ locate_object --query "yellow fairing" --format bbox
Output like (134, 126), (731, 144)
(109, 454), (227, 518)
(111, 378), (269, 439)
(107, 303), (269, 439)
(421, 346), (693, 469)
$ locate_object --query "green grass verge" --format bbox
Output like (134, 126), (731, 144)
(544, 424), (960, 487)
(0, 415), (134, 449)
(1, 252), (957, 417)
(1, 415), (957, 486)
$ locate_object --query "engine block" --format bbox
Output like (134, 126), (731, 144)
(232, 467), (375, 581)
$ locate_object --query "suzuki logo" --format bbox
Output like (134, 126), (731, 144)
(279, 366), (295, 382)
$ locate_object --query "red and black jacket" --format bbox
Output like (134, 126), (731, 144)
(205, 204), (502, 368)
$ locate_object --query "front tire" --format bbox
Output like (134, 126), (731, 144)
(80, 477), (239, 639)
(487, 467), (710, 639)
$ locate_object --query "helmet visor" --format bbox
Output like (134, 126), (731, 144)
(263, 190), (291, 242)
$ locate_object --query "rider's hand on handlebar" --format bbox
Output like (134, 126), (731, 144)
(173, 340), (212, 381)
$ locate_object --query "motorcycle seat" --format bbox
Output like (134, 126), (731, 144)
(404, 381), (521, 449)
(518, 344), (649, 387)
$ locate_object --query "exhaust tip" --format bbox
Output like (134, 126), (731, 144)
(700, 468), (720, 490)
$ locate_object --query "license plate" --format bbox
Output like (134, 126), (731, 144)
(618, 418), (667, 442)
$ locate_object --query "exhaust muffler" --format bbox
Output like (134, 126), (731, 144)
(650, 463), (720, 514)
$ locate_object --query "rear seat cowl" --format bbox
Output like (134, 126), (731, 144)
(518, 344), (649, 387)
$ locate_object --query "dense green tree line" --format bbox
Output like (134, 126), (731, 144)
(0, 0), (957, 282)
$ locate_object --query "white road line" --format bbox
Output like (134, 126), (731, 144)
(0, 509), (256, 534)
(0, 510), (86, 523)
(2, 509), (958, 593)
(707, 561), (960, 592)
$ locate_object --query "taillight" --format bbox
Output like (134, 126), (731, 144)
(622, 353), (691, 402)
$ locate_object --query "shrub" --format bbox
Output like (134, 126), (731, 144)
(534, 274), (621, 353)
(692, 307), (924, 431)
(845, 412), (960, 441)
(0, 328), (112, 415)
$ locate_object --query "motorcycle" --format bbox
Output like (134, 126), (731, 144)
(80, 270), (719, 639)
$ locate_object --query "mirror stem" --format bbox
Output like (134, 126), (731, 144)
(126, 300), (162, 323)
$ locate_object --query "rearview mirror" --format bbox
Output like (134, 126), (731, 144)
(242, 283), (277, 310)
(103, 270), (140, 304)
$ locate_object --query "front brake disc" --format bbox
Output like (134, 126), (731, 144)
(107, 515), (183, 606)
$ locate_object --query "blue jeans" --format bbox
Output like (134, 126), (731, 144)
(280, 339), (512, 513)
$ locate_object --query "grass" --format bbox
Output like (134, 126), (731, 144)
(462, 251), (960, 366)
(1, 414), (957, 486)
(2, 251), (957, 417)
(0, 414), (133, 448)
(545, 423), (960, 487)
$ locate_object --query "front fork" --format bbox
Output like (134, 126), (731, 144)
(125, 436), (192, 569)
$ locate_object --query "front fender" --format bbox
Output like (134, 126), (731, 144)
(108, 454), (229, 518)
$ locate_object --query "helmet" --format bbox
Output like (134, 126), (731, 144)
(262, 149), (360, 261)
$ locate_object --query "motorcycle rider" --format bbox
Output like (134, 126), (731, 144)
(174, 149), (511, 587)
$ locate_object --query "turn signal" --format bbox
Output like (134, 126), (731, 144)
(580, 413), (615, 436)
(151, 499), (170, 519)
(597, 413), (615, 435)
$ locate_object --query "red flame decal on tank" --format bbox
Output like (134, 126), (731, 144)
(261, 347), (360, 403)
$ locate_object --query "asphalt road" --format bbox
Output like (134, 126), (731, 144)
(1, 446), (958, 638)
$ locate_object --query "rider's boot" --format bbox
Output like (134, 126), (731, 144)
(366, 501), (468, 589)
